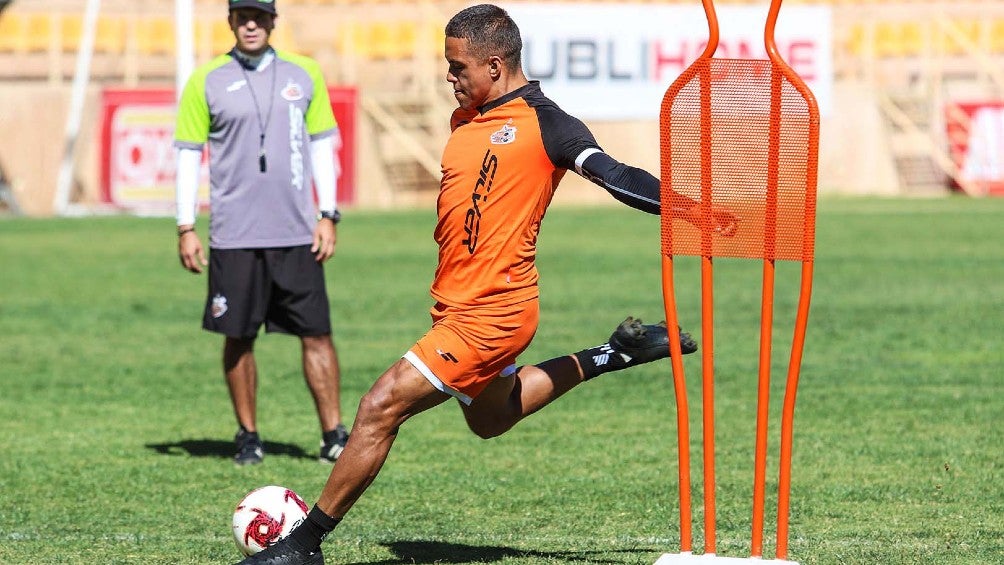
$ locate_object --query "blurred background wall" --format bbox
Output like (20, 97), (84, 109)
(0, 0), (1002, 217)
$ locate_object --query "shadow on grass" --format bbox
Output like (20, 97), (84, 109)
(144, 439), (314, 460)
(345, 540), (647, 564)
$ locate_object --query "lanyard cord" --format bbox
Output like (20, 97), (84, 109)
(237, 52), (277, 173)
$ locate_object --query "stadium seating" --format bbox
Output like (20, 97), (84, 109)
(22, 13), (54, 53)
(843, 16), (1004, 58)
(3, 2), (1004, 73)
(134, 15), (176, 56)
(0, 0), (1001, 205)
(0, 10), (23, 52)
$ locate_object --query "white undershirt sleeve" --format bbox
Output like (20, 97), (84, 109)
(310, 134), (339, 212)
(175, 147), (202, 226)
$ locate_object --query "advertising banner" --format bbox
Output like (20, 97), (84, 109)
(946, 102), (1004, 196)
(504, 3), (832, 120)
(99, 86), (357, 212)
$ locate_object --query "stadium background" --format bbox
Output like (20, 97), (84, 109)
(0, 0), (1002, 217)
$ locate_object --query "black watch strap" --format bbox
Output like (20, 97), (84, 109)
(318, 210), (341, 224)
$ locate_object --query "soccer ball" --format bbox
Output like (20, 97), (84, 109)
(232, 485), (309, 556)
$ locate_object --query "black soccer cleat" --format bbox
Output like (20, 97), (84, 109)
(235, 537), (324, 565)
(234, 428), (264, 466)
(607, 316), (698, 363)
(319, 424), (349, 464)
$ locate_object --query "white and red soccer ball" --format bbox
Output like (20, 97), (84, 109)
(232, 485), (309, 556)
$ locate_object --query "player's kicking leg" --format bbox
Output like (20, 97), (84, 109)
(231, 318), (695, 564)
(461, 316), (697, 439)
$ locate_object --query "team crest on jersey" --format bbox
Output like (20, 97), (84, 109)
(490, 122), (517, 145)
(281, 79), (304, 101)
(211, 294), (229, 318)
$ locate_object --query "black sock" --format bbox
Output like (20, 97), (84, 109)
(573, 342), (631, 380)
(289, 505), (341, 551)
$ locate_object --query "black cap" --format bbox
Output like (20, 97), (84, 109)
(228, 0), (277, 15)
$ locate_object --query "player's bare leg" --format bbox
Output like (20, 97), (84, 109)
(460, 356), (580, 439)
(235, 359), (450, 563)
(301, 335), (342, 432)
(314, 359), (449, 515)
(302, 334), (349, 463)
(224, 336), (263, 465)
(461, 318), (697, 439)
(225, 336), (258, 431)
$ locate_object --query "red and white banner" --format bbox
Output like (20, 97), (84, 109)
(946, 101), (1004, 196)
(99, 86), (357, 212)
(504, 3), (832, 119)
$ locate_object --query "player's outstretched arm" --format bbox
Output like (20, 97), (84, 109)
(577, 151), (737, 236)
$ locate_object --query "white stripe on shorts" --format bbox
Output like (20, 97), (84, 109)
(402, 352), (519, 406)
(403, 351), (474, 405)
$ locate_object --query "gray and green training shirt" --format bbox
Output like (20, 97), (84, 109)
(174, 49), (337, 249)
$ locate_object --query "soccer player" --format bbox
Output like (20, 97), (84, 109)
(237, 4), (734, 563)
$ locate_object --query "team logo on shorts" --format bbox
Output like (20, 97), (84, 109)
(436, 349), (459, 363)
(211, 294), (229, 318)
(490, 122), (517, 145)
(281, 79), (304, 101)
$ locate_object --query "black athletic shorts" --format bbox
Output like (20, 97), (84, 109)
(203, 245), (332, 338)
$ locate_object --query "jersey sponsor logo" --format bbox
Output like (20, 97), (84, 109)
(490, 122), (517, 145)
(226, 80), (247, 93)
(211, 294), (229, 318)
(288, 104), (305, 190)
(462, 149), (499, 254)
(281, 79), (304, 102)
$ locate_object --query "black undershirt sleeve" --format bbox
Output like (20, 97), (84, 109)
(579, 151), (697, 216)
(531, 95), (697, 216)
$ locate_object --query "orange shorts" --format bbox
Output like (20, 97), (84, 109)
(405, 299), (539, 404)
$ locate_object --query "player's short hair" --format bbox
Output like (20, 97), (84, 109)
(445, 4), (522, 71)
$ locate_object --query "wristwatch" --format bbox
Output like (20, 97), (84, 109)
(318, 210), (341, 225)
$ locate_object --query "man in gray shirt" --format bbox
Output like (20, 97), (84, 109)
(174, 0), (348, 466)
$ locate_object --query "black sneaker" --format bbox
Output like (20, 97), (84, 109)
(607, 316), (698, 363)
(235, 537), (324, 565)
(234, 428), (264, 466)
(319, 424), (348, 464)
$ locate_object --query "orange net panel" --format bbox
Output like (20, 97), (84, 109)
(660, 58), (817, 262)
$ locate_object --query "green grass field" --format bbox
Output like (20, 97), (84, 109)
(1, 197), (1002, 564)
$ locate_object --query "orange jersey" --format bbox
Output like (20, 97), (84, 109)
(432, 82), (601, 308)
